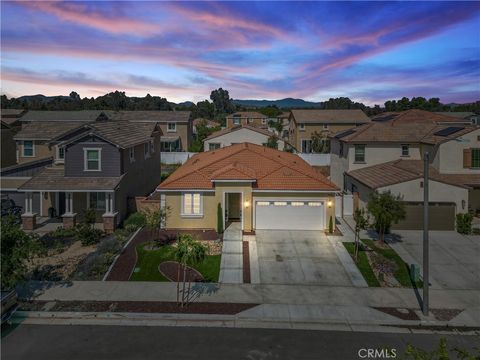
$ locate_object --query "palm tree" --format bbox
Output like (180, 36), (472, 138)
(174, 234), (207, 307)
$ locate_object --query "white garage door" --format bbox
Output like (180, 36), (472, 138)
(255, 200), (325, 230)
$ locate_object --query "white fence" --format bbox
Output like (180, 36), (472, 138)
(343, 194), (354, 216)
(298, 153), (331, 166)
(161, 152), (198, 164)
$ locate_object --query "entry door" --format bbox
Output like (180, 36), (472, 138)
(255, 200), (325, 230)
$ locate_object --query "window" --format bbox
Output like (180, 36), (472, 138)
(308, 202), (322, 207)
(323, 124), (329, 130)
(273, 201), (287, 206)
(150, 139), (155, 153)
(472, 148), (480, 168)
(144, 143), (150, 159)
(301, 139), (313, 153)
(89, 192), (106, 210)
(55, 146), (64, 161)
(401, 144), (410, 157)
(299, 123), (305, 131)
(167, 122), (176, 132)
(84, 149), (101, 171)
(129, 147), (135, 162)
(22, 141), (34, 157)
(291, 202), (304, 206)
(209, 143), (221, 151)
(354, 144), (366, 163)
(182, 193), (202, 216)
(262, 119), (266, 124)
(256, 201), (270, 206)
(233, 117), (241, 125)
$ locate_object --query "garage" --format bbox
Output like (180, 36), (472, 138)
(254, 199), (325, 230)
(392, 202), (456, 231)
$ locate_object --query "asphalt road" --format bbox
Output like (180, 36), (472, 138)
(2, 324), (479, 360)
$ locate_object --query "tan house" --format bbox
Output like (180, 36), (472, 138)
(329, 109), (480, 230)
(203, 125), (287, 151)
(289, 109), (370, 153)
(158, 143), (338, 232)
(226, 112), (268, 128)
(1, 121), (18, 168)
(106, 111), (192, 152)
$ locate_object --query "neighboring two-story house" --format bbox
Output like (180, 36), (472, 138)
(19, 118), (162, 232)
(330, 109), (479, 230)
(1, 109), (27, 168)
(289, 109), (370, 153)
(106, 111), (192, 152)
(226, 112), (268, 128)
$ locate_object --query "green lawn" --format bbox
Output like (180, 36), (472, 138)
(343, 242), (380, 287)
(129, 244), (221, 282)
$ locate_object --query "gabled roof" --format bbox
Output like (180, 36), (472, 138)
(371, 109), (470, 124)
(291, 109), (370, 124)
(19, 110), (105, 122)
(347, 160), (479, 189)
(1, 109), (26, 117)
(105, 111), (191, 123)
(226, 111), (267, 119)
(434, 112), (477, 119)
(159, 143), (338, 191)
(205, 124), (278, 141)
(14, 121), (89, 140)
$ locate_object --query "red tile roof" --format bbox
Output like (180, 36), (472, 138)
(159, 143), (338, 191)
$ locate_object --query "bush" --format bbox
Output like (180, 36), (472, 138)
(48, 226), (76, 239)
(328, 215), (333, 234)
(75, 224), (104, 246)
(456, 213), (473, 235)
(114, 228), (130, 244)
(97, 237), (121, 255)
(83, 208), (97, 225)
(217, 203), (223, 234)
(123, 212), (146, 230)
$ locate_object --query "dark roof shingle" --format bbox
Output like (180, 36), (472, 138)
(291, 109), (370, 124)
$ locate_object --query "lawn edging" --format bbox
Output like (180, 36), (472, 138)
(102, 227), (142, 281)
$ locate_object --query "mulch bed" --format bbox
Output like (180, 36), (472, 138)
(373, 307), (420, 320)
(158, 261), (204, 282)
(105, 228), (219, 281)
(431, 308), (463, 321)
(243, 241), (251, 284)
(19, 300), (257, 315)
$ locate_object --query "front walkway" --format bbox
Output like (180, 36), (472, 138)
(219, 223), (243, 284)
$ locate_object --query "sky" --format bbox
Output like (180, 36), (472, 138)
(1, 1), (479, 105)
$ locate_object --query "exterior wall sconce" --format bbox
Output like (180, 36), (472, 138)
(327, 200), (333, 208)
(244, 200), (250, 208)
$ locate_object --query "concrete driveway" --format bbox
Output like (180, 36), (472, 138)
(391, 231), (480, 290)
(255, 230), (353, 286)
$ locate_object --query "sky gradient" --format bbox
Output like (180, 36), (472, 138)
(1, 1), (479, 105)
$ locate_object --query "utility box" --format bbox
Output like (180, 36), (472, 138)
(410, 264), (420, 282)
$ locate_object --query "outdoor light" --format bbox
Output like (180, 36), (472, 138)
(244, 200), (250, 208)
(327, 201), (333, 208)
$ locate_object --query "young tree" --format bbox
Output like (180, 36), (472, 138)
(1, 216), (43, 289)
(311, 132), (330, 154)
(265, 135), (279, 149)
(367, 191), (406, 242)
(353, 208), (369, 261)
(142, 206), (169, 240)
(174, 234), (207, 307)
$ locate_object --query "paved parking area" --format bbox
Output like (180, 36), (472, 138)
(391, 231), (480, 290)
(255, 230), (353, 286)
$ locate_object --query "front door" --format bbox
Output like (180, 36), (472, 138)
(225, 193), (242, 227)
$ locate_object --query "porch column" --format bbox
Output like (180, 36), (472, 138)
(102, 191), (118, 234)
(62, 192), (76, 229)
(21, 192), (36, 230)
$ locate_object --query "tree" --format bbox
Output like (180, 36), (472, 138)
(311, 131), (330, 153)
(367, 191), (406, 242)
(193, 100), (215, 119)
(142, 207), (169, 240)
(210, 88), (235, 115)
(174, 234), (207, 307)
(1, 216), (43, 289)
(259, 106), (281, 118)
(267, 119), (283, 134)
(265, 135), (278, 149)
(353, 208), (369, 261)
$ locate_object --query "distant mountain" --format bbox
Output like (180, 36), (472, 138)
(175, 101), (195, 107)
(233, 98), (324, 109)
(17, 94), (71, 103)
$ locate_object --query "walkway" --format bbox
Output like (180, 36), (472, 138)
(219, 223), (243, 284)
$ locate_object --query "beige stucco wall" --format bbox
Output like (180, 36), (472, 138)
(226, 118), (266, 128)
(203, 128), (285, 151)
(163, 186), (335, 231)
(330, 139), (349, 189)
(17, 141), (53, 164)
(437, 129), (480, 174)
(159, 122), (190, 150)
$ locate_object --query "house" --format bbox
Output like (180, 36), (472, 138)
(106, 111), (192, 152)
(157, 143), (339, 232)
(226, 112), (268, 128)
(18, 119), (162, 232)
(203, 125), (288, 151)
(1, 109), (27, 168)
(329, 109), (480, 230)
(1, 108), (26, 128)
(434, 112), (479, 125)
(288, 109), (370, 153)
(192, 118), (220, 136)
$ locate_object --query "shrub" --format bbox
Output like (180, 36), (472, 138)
(114, 228), (130, 244)
(123, 212), (146, 230)
(76, 224), (104, 246)
(328, 215), (333, 234)
(83, 208), (97, 226)
(125, 224), (139, 233)
(97, 237), (121, 255)
(217, 203), (223, 234)
(456, 213), (473, 235)
(48, 226), (76, 239)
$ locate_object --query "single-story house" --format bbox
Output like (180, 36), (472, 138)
(203, 125), (287, 152)
(158, 143), (339, 232)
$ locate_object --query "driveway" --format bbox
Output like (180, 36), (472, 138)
(255, 230), (353, 286)
(391, 231), (480, 290)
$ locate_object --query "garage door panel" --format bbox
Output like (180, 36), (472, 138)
(392, 202), (455, 231)
(255, 201), (325, 230)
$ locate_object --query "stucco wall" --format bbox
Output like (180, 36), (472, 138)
(330, 138), (349, 189)
(293, 123), (358, 151)
(17, 141), (53, 164)
(203, 128), (285, 151)
(437, 129), (480, 174)
(159, 122), (190, 150)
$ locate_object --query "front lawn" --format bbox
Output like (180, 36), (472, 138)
(130, 244), (221, 282)
(343, 239), (422, 288)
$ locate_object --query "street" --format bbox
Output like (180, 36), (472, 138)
(2, 324), (479, 360)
